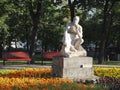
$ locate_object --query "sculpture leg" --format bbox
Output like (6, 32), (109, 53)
(74, 39), (81, 50)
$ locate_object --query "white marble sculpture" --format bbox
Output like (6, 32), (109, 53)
(60, 16), (87, 57)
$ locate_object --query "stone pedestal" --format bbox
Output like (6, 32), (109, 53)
(52, 56), (95, 80)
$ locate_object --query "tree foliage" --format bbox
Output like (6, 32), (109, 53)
(0, 0), (120, 63)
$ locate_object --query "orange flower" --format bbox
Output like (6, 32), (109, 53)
(43, 88), (49, 90)
(89, 85), (94, 89)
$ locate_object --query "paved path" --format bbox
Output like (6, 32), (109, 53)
(94, 65), (120, 68)
(0, 64), (119, 70)
(0, 64), (51, 70)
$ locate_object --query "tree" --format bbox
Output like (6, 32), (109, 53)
(0, 0), (119, 63)
(39, 0), (68, 51)
(98, 0), (119, 64)
(0, 0), (41, 63)
(0, 0), (10, 57)
(25, 0), (42, 63)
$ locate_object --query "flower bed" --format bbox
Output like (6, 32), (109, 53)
(94, 67), (120, 90)
(94, 67), (120, 78)
(0, 67), (119, 90)
(0, 68), (94, 90)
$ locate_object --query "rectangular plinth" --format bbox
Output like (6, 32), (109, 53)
(63, 68), (93, 79)
(53, 56), (93, 68)
(52, 56), (94, 79)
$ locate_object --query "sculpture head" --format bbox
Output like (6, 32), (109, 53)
(73, 16), (79, 25)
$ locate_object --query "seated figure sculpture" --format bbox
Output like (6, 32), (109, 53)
(60, 16), (87, 57)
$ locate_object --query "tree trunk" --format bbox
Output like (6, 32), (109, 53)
(0, 43), (3, 58)
(98, 40), (106, 64)
(28, 1), (42, 64)
(68, 0), (75, 22)
(29, 16), (39, 63)
(98, 0), (109, 64)
(98, 0), (116, 64)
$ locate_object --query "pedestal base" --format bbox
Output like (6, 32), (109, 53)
(52, 56), (96, 80)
